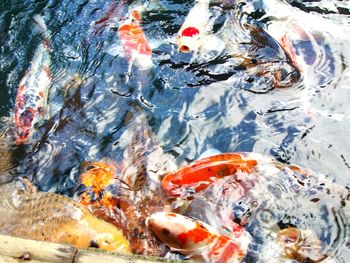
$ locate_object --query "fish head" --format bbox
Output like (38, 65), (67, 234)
(87, 216), (131, 253)
(147, 212), (216, 251)
(161, 172), (185, 197)
(277, 227), (301, 247)
(177, 27), (203, 53)
(80, 161), (117, 189)
(59, 215), (131, 253)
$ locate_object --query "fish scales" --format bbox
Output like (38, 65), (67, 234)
(0, 181), (131, 253)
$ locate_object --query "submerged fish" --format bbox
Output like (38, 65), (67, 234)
(175, 152), (350, 262)
(14, 15), (52, 145)
(147, 212), (251, 262)
(117, 7), (153, 70)
(0, 178), (131, 253)
(276, 227), (328, 262)
(78, 114), (175, 256)
(161, 153), (257, 197)
(258, 0), (346, 92)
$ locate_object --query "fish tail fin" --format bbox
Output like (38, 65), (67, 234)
(32, 14), (50, 40)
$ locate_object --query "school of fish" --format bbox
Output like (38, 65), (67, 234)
(1, 0), (349, 262)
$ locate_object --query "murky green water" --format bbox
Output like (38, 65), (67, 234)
(0, 0), (349, 262)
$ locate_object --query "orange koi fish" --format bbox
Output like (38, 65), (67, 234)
(177, 0), (211, 53)
(79, 160), (123, 208)
(147, 212), (250, 262)
(117, 8), (153, 70)
(14, 15), (52, 145)
(161, 153), (257, 197)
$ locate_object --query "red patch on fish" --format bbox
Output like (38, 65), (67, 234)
(118, 22), (152, 57)
(207, 235), (243, 263)
(43, 65), (51, 78)
(181, 27), (200, 37)
(131, 10), (142, 22)
(177, 226), (211, 245)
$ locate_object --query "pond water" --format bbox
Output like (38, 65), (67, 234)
(0, 0), (350, 262)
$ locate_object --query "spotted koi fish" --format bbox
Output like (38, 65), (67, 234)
(161, 153), (257, 197)
(147, 212), (250, 262)
(177, 0), (211, 53)
(14, 15), (52, 145)
(117, 7), (153, 70)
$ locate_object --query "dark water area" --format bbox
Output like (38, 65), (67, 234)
(1, 0), (350, 262)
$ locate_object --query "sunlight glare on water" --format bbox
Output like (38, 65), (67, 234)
(0, 0), (350, 262)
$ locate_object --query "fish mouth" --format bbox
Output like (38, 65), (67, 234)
(179, 45), (191, 53)
(89, 240), (100, 248)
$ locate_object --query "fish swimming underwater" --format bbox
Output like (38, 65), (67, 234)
(147, 212), (251, 262)
(117, 7), (153, 70)
(14, 15), (52, 145)
(276, 227), (328, 262)
(175, 2), (300, 88)
(79, 160), (121, 208)
(171, 152), (350, 262)
(0, 178), (131, 253)
(78, 114), (176, 256)
(161, 153), (257, 197)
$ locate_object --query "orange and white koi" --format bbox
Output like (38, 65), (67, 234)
(147, 212), (250, 262)
(14, 15), (51, 145)
(177, 0), (211, 53)
(161, 153), (257, 197)
(117, 7), (153, 70)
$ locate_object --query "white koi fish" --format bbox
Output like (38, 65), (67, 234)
(177, 0), (215, 53)
(14, 14), (52, 145)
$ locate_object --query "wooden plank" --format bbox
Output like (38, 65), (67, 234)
(0, 234), (76, 263)
(0, 254), (50, 263)
(74, 250), (170, 263)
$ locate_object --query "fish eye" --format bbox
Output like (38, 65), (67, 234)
(86, 165), (95, 170)
(162, 228), (170, 235)
(89, 240), (99, 248)
(102, 239), (111, 246)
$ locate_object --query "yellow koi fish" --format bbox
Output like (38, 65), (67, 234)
(0, 178), (131, 253)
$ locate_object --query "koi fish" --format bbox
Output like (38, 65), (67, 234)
(117, 7), (153, 70)
(0, 178), (131, 253)
(277, 227), (328, 262)
(260, 0), (347, 91)
(147, 212), (250, 262)
(161, 153), (257, 197)
(14, 15), (52, 145)
(177, 0), (212, 53)
(79, 160), (123, 208)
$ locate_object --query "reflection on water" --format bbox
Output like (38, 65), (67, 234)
(0, 0), (350, 261)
